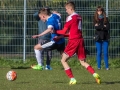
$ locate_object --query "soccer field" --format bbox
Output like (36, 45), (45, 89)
(0, 67), (120, 90)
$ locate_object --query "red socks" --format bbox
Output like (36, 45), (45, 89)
(65, 68), (74, 78)
(65, 66), (95, 78)
(86, 66), (95, 74)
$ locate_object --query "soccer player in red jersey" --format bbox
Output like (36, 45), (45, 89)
(56, 1), (101, 85)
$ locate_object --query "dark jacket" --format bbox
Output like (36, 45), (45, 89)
(94, 18), (110, 41)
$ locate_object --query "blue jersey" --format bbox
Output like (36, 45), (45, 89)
(47, 14), (65, 44)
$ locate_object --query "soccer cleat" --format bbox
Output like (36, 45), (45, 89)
(45, 65), (52, 70)
(69, 78), (77, 85)
(106, 68), (110, 70)
(31, 65), (43, 70)
(93, 73), (101, 84)
(98, 68), (101, 70)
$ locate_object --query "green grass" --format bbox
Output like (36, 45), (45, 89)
(0, 57), (120, 90)
(0, 66), (120, 90)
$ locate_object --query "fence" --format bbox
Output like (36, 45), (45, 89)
(0, 0), (120, 61)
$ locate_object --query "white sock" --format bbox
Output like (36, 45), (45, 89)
(34, 49), (43, 66)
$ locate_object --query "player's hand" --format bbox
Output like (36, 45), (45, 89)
(64, 34), (69, 37)
(104, 25), (106, 27)
(32, 35), (39, 38)
(53, 36), (60, 41)
(95, 23), (98, 26)
(50, 30), (55, 33)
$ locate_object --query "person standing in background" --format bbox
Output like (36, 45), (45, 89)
(93, 6), (110, 70)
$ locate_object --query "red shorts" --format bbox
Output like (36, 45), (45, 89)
(64, 38), (86, 60)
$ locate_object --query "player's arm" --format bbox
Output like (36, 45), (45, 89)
(32, 28), (52, 38)
(55, 27), (69, 37)
(56, 16), (73, 37)
(53, 35), (64, 41)
(56, 27), (68, 35)
(63, 34), (69, 37)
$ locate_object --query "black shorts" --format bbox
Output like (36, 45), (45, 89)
(41, 41), (65, 52)
(38, 39), (51, 52)
(38, 39), (50, 45)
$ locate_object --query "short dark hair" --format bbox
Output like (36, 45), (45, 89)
(44, 6), (50, 10)
(38, 7), (51, 15)
(65, 1), (75, 10)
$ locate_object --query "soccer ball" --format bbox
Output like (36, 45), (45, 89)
(6, 70), (17, 81)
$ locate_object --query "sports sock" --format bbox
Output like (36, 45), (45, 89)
(46, 51), (51, 65)
(86, 66), (95, 74)
(34, 49), (43, 66)
(65, 68), (74, 78)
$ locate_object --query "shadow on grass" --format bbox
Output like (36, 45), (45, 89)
(11, 66), (31, 69)
(104, 81), (120, 84)
(16, 82), (30, 84)
(52, 81), (81, 84)
(52, 81), (64, 83)
(82, 81), (120, 85)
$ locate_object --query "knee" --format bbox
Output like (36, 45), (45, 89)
(103, 52), (108, 56)
(61, 59), (64, 63)
(80, 60), (85, 66)
(80, 60), (89, 68)
(60, 53), (69, 63)
(34, 44), (41, 50)
(61, 58), (68, 64)
(34, 45), (37, 49)
(103, 49), (108, 55)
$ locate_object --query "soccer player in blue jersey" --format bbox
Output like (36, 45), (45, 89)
(31, 8), (65, 70)
(33, 7), (52, 70)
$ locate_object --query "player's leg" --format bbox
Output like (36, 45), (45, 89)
(79, 58), (101, 84)
(40, 41), (55, 69)
(45, 50), (52, 70)
(39, 39), (52, 70)
(41, 49), (44, 66)
(95, 41), (102, 69)
(57, 42), (65, 55)
(34, 44), (43, 66)
(102, 41), (109, 70)
(60, 41), (77, 85)
(61, 53), (76, 85)
(78, 39), (101, 84)
(31, 43), (43, 70)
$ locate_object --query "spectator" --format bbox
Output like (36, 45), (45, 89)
(93, 6), (110, 70)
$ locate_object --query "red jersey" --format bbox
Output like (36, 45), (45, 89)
(64, 13), (83, 40)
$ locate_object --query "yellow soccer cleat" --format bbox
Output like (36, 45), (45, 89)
(93, 73), (101, 84)
(31, 65), (43, 70)
(69, 78), (77, 85)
